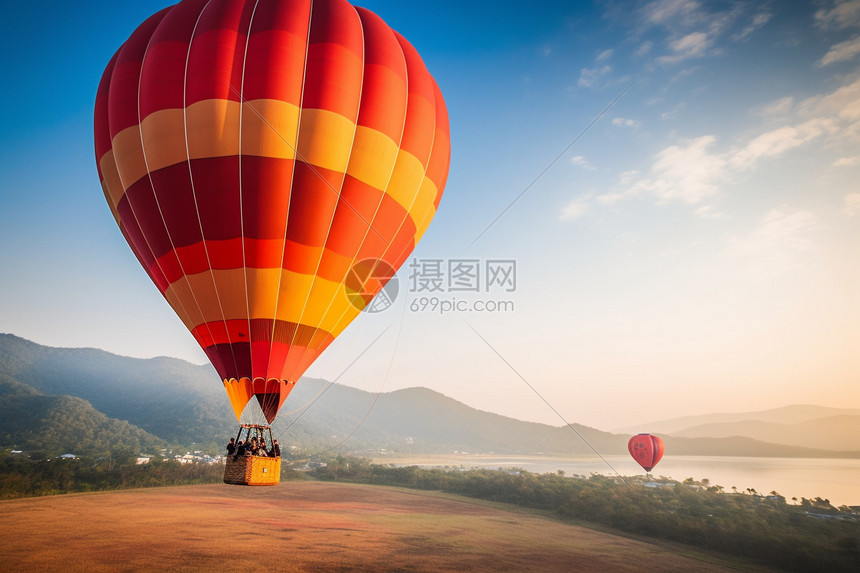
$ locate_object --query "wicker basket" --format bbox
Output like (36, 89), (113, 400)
(224, 455), (281, 486)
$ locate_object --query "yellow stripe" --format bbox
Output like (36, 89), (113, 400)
(385, 149), (426, 213)
(98, 150), (124, 217)
(296, 108), (354, 173)
(163, 277), (207, 331)
(411, 177), (439, 242)
(163, 266), (366, 331)
(241, 99), (300, 159)
(346, 125), (399, 190)
(141, 108), (187, 179)
(111, 124), (146, 191)
(109, 100), (435, 234)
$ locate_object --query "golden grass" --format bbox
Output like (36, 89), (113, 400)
(0, 482), (765, 572)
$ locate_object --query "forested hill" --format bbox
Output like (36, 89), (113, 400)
(1, 334), (858, 459)
(0, 333), (233, 445)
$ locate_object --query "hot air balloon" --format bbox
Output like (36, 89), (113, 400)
(628, 434), (664, 472)
(94, 0), (450, 485)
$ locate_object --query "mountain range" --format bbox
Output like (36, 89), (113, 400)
(616, 405), (860, 451)
(1, 333), (857, 459)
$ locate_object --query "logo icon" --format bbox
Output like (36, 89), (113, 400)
(344, 258), (399, 313)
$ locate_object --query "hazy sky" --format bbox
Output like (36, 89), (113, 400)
(1, 0), (859, 431)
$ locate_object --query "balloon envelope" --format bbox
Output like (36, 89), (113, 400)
(628, 434), (665, 472)
(94, 0), (450, 423)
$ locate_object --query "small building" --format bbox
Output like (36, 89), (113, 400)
(136, 457), (151, 465)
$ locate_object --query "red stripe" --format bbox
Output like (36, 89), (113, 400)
(192, 319), (333, 382)
(302, 0), (363, 118)
(354, 7), (407, 140)
(428, 79), (451, 209)
(138, 0), (209, 119)
(108, 8), (171, 137)
(394, 32), (436, 165)
(184, 0), (255, 106)
(94, 53), (118, 173)
(243, 0), (311, 103)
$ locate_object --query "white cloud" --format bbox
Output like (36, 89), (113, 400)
(820, 36), (860, 65)
(636, 41), (653, 57)
(834, 156), (860, 166)
(628, 135), (727, 203)
(570, 155), (595, 169)
(658, 31), (711, 64)
(726, 209), (819, 276)
(730, 77), (860, 168)
(642, 0), (702, 27)
(560, 200), (590, 220)
(815, 0), (860, 30)
(730, 121), (828, 169)
(694, 205), (727, 219)
(597, 49), (614, 62)
(578, 65), (612, 87)
(612, 117), (641, 127)
(734, 11), (772, 40)
(844, 192), (860, 215)
(760, 96), (794, 117)
(615, 76), (860, 214)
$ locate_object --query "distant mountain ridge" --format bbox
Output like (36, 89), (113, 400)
(666, 416), (860, 451)
(1, 334), (858, 459)
(615, 404), (860, 434)
(614, 405), (860, 452)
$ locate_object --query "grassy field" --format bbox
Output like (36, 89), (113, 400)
(0, 481), (769, 572)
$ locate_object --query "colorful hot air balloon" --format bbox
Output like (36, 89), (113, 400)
(628, 434), (665, 472)
(94, 0), (450, 425)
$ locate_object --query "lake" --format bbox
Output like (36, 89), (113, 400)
(375, 454), (860, 507)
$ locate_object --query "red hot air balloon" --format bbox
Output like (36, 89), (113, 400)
(628, 434), (665, 472)
(94, 0), (450, 428)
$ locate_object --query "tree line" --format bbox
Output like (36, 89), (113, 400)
(0, 451), (224, 498)
(3, 449), (857, 572)
(309, 455), (860, 573)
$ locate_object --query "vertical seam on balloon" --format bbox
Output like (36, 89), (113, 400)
(324, 39), (440, 342)
(283, 1), (366, 382)
(180, 0), (243, 383)
(238, 0), (262, 424)
(123, 6), (218, 375)
(380, 77), (446, 274)
(303, 10), (411, 359)
(265, 0), (315, 389)
(101, 51), (189, 325)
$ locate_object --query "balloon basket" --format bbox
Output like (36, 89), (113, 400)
(223, 424), (281, 486)
(224, 455), (281, 486)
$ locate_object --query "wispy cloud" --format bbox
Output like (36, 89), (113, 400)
(560, 199), (590, 220)
(641, 0), (703, 28)
(759, 96), (794, 117)
(695, 205), (728, 219)
(612, 117), (641, 127)
(615, 76), (860, 214)
(596, 49), (614, 62)
(570, 155), (595, 169)
(726, 209), (819, 277)
(730, 121), (828, 169)
(819, 36), (860, 65)
(844, 192), (860, 215)
(628, 135), (727, 203)
(634, 1), (768, 66)
(815, 0), (860, 30)
(734, 11), (772, 41)
(834, 155), (860, 166)
(636, 41), (653, 57)
(578, 65), (612, 87)
(658, 31), (711, 64)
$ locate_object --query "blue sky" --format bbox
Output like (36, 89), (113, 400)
(2, 0), (859, 430)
